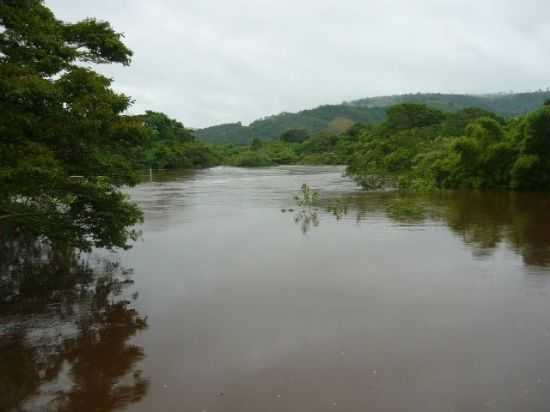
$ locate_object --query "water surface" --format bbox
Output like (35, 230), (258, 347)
(3, 165), (550, 411)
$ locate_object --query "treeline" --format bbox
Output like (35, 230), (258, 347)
(350, 92), (550, 117)
(195, 91), (550, 145)
(135, 111), (221, 169)
(135, 113), (354, 169)
(346, 103), (550, 191)
(188, 102), (550, 192)
(135, 116), (361, 169)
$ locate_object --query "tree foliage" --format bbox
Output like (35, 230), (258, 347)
(0, 0), (145, 250)
(280, 129), (310, 143)
(346, 103), (550, 191)
(136, 111), (220, 169)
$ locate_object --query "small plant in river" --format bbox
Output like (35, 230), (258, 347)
(292, 184), (320, 233)
(294, 184), (320, 207)
(288, 184), (353, 232)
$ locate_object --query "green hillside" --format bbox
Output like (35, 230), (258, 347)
(195, 91), (550, 144)
(349, 92), (550, 115)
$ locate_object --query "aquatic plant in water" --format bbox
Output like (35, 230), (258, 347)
(292, 184), (320, 233)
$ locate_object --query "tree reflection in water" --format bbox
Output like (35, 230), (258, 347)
(290, 186), (550, 268)
(0, 237), (149, 412)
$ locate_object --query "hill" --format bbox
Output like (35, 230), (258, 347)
(194, 91), (550, 144)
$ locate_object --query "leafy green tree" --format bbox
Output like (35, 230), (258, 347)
(136, 111), (220, 169)
(280, 129), (310, 143)
(346, 104), (524, 191)
(250, 137), (263, 150)
(383, 103), (446, 132)
(511, 106), (550, 190)
(0, 0), (146, 250)
(440, 108), (503, 136)
(141, 111), (194, 143)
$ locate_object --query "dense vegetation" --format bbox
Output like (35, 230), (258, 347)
(0, 1), (225, 251)
(0, 0), (147, 250)
(136, 111), (221, 169)
(203, 101), (550, 193)
(346, 103), (550, 191)
(195, 92), (550, 145)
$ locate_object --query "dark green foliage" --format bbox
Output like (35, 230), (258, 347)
(383, 103), (446, 132)
(280, 129), (310, 143)
(440, 108), (503, 136)
(0, 0), (145, 250)
(250, 137), (263, 150)
(346, 102), (550, 192)
(142, 111), (194, 143)
(510, 107), (550, 190)
(215, 128), (361, 167)
(136, 111), (220, 169)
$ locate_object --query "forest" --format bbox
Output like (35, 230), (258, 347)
(135, 99), (550, 195)
(187, 102), (550, 193)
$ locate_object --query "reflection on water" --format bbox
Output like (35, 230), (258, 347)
(0, 240), (148, 412)
(301, 190), (550, 270)
(5, 166), (550, 412)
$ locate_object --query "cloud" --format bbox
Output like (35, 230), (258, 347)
(46, 0), (550, 128)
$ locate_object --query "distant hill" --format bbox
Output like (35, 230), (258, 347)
(195, 91), (550, 144)
(348, 92), (550, 115)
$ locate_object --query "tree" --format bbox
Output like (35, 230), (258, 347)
(140, 111), (195, 143)
(384, 103), (446, 132)
(511, 106), (550, 190)
(280, 129), (310, 143)
(0, 0), (147, 250)
(135, 111), (221, 169)
(250, 137), (263, 150)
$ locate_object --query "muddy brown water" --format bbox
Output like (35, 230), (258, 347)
(3, 165), (550, 411)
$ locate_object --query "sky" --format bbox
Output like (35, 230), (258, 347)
(46, 0), (550, 129)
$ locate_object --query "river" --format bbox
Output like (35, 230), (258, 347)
(3, 165), (550, 411)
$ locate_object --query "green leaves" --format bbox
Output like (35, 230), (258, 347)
(134, 111), (222, 170)
(345, 102), (550, 192)
(64, 18), (133, 65)
(0, 0), (144, 250)
(384, 103), (446, 132)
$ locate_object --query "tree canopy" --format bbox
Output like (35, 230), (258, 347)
(280, 129), (310, 144)
(0, 0), (146, 250)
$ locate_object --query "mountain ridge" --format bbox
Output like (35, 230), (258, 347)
(194, 91), (550, 145)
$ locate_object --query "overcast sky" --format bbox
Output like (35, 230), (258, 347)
(46, 0), (550, 128)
